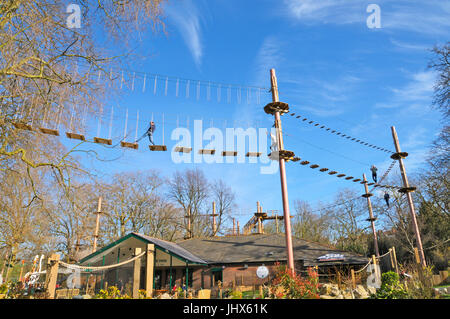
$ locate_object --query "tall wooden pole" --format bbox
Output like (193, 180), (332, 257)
(391, 126), (426, 267)
(212, 202), (217, 236)
(187, 206), (192, 239)
(270, 69), (295, 273)
(92, 197), (102, 253)
(362, 174), (380, 257)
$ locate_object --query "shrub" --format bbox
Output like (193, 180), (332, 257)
(374, 271), (408, 299)
(95, 286), (131, 299)
(267, 263), (320, 299)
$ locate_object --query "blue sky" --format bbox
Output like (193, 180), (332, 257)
(63, 0), (449, 229)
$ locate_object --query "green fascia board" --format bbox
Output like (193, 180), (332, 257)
(79, 233), (206, 265)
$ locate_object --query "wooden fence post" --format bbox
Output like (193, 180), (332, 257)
(44, 254), (60, 299)
(392, 246), (399, 275)
(372, 255), (380, 284)
(132, 247), (142, 299)
(351, 269), (356, 289)
(146, 244), (155, 298)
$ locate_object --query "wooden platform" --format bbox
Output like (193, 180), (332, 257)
(12, 122), (33, 131)
(174, 146), (192, 153)
(246, 152), (262, 157)
(337, 174), (346, 178)
(310, 164), (319, 169)
(65, 132), (86, 141)
(120, 141), (139, 150)
(198, 149), (215, 155)
(150, 145), (167, 151)
(222, 151), (237, 157)
(94, 137), (112, 145)
(39, 127), (59, 136)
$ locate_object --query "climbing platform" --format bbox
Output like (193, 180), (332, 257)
(13, 122), (33, 131)
(174, 146), (192, 153)
(362, 193), (373, 198)
(246, 152), (262, 157)
(94, 137), (112, 145)
(120, 141), (139, 150)
(222, 151), (237, 157)
(65, 132), (86, 141)
(263, 101), (289, 115)
(391, 152), (408, 160)
(38, 127), (59, 136)
(398, 186), (416, 193)
(198, 149), (215, 155)
(150, 145), (167, 151)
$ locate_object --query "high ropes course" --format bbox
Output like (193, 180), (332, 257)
(8, 66), (415, 209)
(6, 65), (427, 268)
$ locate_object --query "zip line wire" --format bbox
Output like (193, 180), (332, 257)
(287, 109), (394, 154)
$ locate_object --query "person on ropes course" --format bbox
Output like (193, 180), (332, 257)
(137, 121), (156, 145)
(384, 192), (390, 208)
(371, 165), (378, 183)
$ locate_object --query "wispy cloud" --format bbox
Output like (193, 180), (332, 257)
(165, 0), (205, 68)
(375, 70), (436, 109)
(283, 0), (450, 35)
(389, 38), (430, 52)
(253, 35), (284, 86)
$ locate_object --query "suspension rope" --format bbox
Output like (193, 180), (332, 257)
(287, 110), (394, 154)
(375, 250), (392, 259)
(354, 259), (372, 274)
(59, 251), (146, 271)
(288, 152), (402, 190)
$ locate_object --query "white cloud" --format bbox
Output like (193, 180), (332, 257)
(375, 70), (436, 109)
(283, 0), (450, 35)
(254, 35), (284, 86)
(165, 0), (205, 67)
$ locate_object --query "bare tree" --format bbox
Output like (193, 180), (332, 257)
(101, 170), (163, 241)
(167, 169), (210, 238)
(291, 200), (330, 243)
(210, 179), (236, 236)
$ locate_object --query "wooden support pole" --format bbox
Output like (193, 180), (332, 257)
(351, 269), (356, 289)
(146, 244), (155, 298)
(363, 174), (380, 257)
(275, 213), (279, 233)
(18, 260), (24, 282)
(92, 197), (102, 253)
(132, 247), (142, 299)
(212, 202), (217, 236)
(237, 221), (240, 235)
(391, 126), (426, 267)
(269, 69), (295, 273)
(392, 246), (399, 275)
(187, 206), (192, 239)
(372, 255), (380, 285)
(232, 218), (236, 235)
(44, 253), (60, 299)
